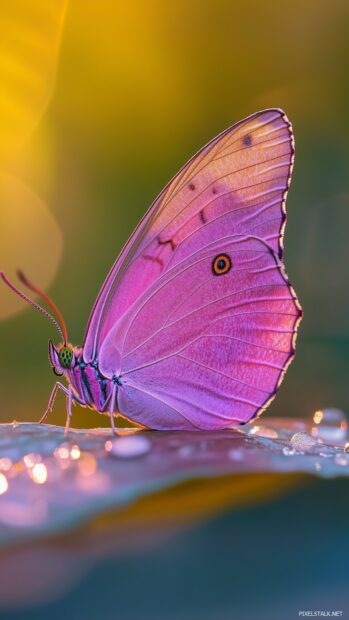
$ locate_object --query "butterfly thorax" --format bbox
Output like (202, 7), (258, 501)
(66, 350), (114, 411)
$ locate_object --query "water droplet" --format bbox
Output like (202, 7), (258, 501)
(54, 443), (70, 461)
(282, 446), (296, 456)
(23, 453), (41, 469)
(290, 432), (317, 451)
(0, 473), (9, 495)
(105, 435), (151, 458)
(31, 463), (48, 484)
(12, 420), (18, 428)
(70, 445), (81, 460)
(311, 408), (348, 444)
(344, 442), (349, 453)
(315, 461), (322, 471)
(0, 457), (12, 472)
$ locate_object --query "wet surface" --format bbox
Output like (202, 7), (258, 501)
(0, 409), (348, 547)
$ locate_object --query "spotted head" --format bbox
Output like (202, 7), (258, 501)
(48, 340), (75, 376)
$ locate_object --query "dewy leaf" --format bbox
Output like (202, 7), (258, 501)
(0, 0), (68, 160)
(0, 413), (348, 548)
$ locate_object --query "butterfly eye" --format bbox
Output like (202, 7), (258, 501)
(212, 253), (232, 276)
(58, 346), (73, 369)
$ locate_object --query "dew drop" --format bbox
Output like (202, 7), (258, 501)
(311, 408), (348, 444)
(290, 432), (317, 451)
(23, 453), (41, 469)
(70, 445), (81, 460)
(31, 463), (48, 484)
(282, 446), (296, 456)
(0, 457), (12, 472)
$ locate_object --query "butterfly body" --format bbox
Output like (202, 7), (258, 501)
(2, 109), (302, 432)
(48, 341), (121, 415)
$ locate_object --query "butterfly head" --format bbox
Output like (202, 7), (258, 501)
(49, 340), (75, 376)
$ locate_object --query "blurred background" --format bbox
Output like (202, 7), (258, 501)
(0, 2), (349, 618)
(0, 0), (349, 427)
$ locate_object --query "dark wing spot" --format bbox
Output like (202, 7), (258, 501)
(143, 255), (164, 268)
(188, 183), (195, 191)
(243, 134), (252, 147)
(199, 210), (207, 224)
(212, 187), (217, 194)
(158, 237), (176, 251)
(212, 253), (232, 276)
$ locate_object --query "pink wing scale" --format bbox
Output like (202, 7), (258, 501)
(83, 109), (294, 363)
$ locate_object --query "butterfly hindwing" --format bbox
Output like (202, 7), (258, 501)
(98, 235), (301, 429)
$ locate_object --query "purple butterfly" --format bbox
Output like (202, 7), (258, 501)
(1, 109), (302, 433)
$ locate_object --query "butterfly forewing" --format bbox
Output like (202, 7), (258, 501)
(83, 108), (294, 364)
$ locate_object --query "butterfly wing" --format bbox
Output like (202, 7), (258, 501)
(98, 235), (301, 429)
(83, 108), (294, 363)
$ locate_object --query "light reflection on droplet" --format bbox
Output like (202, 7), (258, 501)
(105, 440), (113, 452)
(105, 435), (151, 458)
(344, 443), (349, 453)
(311, 408), (348, 445)
(282, 446), (296, 456)
(313, 410), (324, 425)
(249, 425), (278, 439)
(315, 462), (322, 471)
(70, 445), (81, 460)
(0, 457), (12, 472)
(249, 426), (260, 435)
(12, 420), (18, 428)
(54, 443), (70, 461)
(290, 432), (317, 450)
(0, 473), (9, 495)
(23, 453), (41, 469)
(32, 463), (48, 484)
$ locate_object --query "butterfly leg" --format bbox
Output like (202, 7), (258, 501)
(64, 384), (74, 437)
(108, 382), (118, 435)
(39, 381), (69, 424)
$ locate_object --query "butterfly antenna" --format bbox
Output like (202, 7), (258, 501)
(0, 271), (67, 345)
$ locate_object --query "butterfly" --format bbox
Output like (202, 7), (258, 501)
(1, 108), (302, 432)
